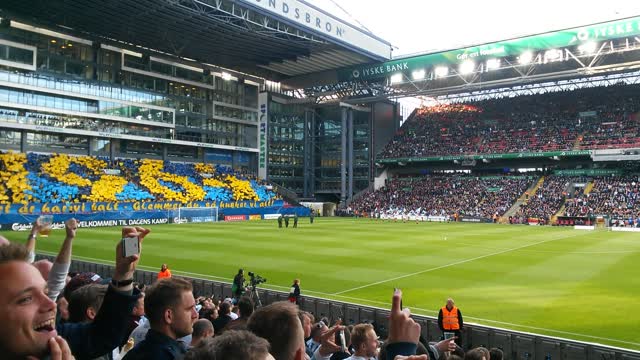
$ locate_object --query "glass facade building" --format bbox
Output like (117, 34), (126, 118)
(0, 18), (399, 200)
(0, 20), (260, 171)
(264, 94), (379, 202)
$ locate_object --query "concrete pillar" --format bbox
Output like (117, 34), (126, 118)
(303, 110), (310, 198)
(88, 137), (94, 156)
(20, 130), (27, 153)
(347, 109), (354, 202)
(340, 107), (347, 206)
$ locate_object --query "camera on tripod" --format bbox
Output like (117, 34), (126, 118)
(248, 271), (267, 286)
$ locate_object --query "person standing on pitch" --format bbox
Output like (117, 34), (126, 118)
(288, 279), (301, 305)
(438, 298), (463, 346)
(284, 215), (290, 228)
(278, 215), (283, 228)
(293, 213), (299, 228)
(310, 209), (314, 224)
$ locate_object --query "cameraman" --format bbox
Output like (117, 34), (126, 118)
(232, 269), (245, 302)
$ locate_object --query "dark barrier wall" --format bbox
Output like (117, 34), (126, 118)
(40, 255), (640, 360)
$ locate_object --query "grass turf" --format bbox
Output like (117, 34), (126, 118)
(3, 218), (639, 350)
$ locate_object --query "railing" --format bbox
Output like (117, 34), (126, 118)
(40, 255), (640, 360)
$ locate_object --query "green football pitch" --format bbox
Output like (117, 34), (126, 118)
(3, 218), (639, 350)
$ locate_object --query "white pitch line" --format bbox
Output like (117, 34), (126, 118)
(332, 233), (580, 296)
(455, 242), (639, 254)
(36, 247), (640, 348)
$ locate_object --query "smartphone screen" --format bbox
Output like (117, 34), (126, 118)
(122, 236), (140, 257)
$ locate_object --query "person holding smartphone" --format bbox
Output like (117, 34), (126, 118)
(438, 298), (463, 346)
(0, 226), (148, 360)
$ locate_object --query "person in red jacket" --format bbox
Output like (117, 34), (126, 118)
(157, 264), (171, 280)
(438, 298), (463, 346)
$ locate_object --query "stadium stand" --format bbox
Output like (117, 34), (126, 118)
(0, 152), (277, 205)
(515, 176), (586, 224)
(564, 175), (640, 220)
(350, 175), (533, 220)
(379, 84), (640, 159)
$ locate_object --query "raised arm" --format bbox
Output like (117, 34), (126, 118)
(58, 226), (150, 359)
(26, 219), (49, 263)
(47, 219), (78, 301)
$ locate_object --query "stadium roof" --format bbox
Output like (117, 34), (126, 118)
(0, 0), (392, 80)
(294, 15), (640, 102)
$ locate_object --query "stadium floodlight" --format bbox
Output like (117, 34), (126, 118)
(434, 66), (449, 78)
(221, 72), (232, 81)
(486, 58), (501, 71)
(518, 51), (534, 65)
(459, 60), (475, 75)
(390, 73), (403, 84)
(411, 69), (426, 80)
(544, 49), (563, 63)
(578, 41), (598, 54)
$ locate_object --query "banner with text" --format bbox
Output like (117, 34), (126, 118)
(0, 199), (282, 216)
(338, 16), (640, 81)
(377, 150), (591, 164)
(239, 0), (390, 59)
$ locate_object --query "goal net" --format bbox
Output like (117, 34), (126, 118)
(169, 207), (219, 224)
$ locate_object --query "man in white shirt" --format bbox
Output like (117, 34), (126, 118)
(343, 323), (378, 360)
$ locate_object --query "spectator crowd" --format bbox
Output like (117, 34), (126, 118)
(0, 219), (507, 360)
(515, 176), (587, 223)
(564, 175), (640, 223)
(0, 151), (277, 205)
(351, 175), (532, 220)
(380, 84), (640, 159)
(352, 173), (640, 225)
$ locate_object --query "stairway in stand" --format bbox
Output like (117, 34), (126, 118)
(499, 176), (544, 223)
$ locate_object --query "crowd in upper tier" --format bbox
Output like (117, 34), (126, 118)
(0, 152), (277, 205)
(379, 84), (640, 159)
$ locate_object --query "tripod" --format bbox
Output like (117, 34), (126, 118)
(248, 284), (263, 307)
